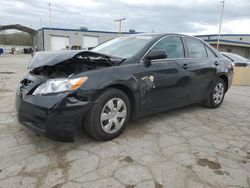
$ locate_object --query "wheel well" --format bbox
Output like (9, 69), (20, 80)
(219, 75), (228, 92)
(107, 84), (136, 119)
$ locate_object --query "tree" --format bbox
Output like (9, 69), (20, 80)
(0, 31), (32, 46)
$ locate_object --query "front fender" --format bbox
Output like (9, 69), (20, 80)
(75, 66), (141, 118)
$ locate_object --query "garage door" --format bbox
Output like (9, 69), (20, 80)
(50, 36), (69, 51)
(82, 36), (99, 49)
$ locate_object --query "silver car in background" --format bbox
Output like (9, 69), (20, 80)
(221, 52), (250, 67)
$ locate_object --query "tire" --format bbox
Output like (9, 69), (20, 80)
(83, 88), (131, 141)
(204, 78), (226, 108)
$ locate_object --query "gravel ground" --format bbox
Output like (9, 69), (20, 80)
(0, 54), (249, 188)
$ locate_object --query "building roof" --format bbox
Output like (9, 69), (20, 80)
(196, 34), (250, 37)
(0, 24), (38, 35)
(196, 34), (250, 47)
(205, 39), (250, 47)
(39, 27), (139, 34)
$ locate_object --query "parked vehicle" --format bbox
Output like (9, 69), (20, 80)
(0, 48), (4, 55)
(221, 52), (250, 67)
(11, 47), (17, 55)
(16, 34), (233, 142)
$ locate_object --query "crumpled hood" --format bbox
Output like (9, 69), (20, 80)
(28, 50), (82, 70)
(29, 50), (124, 70)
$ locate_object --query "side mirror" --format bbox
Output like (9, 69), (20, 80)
(143, 50), (167, 67)
(147, 50), (167, 60)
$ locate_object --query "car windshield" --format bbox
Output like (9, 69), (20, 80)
(222, 52), (250, 62)
(92, 35), (156, 58)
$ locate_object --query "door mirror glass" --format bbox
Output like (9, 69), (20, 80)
(146, 50), (167, 60)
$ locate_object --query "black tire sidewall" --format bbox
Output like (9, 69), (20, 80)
(87, 89), (131, 141)
(210, 78), (226, 108)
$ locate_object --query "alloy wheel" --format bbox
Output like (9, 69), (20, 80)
(213, 83), (224, 104)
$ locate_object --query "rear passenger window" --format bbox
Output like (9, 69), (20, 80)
(151, 36), (184, 59)
(206, 46), (216, 58)
(185, 38), (207, 58)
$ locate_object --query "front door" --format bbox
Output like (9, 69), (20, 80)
(138, 36), (191, 112)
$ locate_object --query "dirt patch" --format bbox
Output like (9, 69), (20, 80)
(154, 181), (163, 188)
(0, 89), (12, 93)
(126, 185), (135, 188)
(0, 71), (15, 74)
(241, 160), (247, 164)
(122, 156), (134, 163)
(246, 152), (250, 159)
(197, 158), (221, 169)
(185, 165), (193, 169)
(214, 170), (230, 176)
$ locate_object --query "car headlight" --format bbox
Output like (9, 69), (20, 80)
(32, 77), (88, 95)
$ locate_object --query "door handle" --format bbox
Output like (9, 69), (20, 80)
(214, 61), (219, 66)
(182, 64), (190, 69)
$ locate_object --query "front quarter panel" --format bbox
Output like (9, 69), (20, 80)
(77, 65), (139, 91)
(74, 64), (141, 116)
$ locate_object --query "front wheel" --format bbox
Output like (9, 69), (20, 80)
(204, 78), (226, 108)
(83, 88), (131, 141)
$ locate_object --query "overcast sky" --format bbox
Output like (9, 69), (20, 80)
(1, 0), (250, 35)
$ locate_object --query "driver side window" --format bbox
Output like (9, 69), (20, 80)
(151, 36), (185, 59)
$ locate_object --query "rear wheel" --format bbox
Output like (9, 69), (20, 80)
(204, 78), (226, 108)
(83, 88), (131, 141)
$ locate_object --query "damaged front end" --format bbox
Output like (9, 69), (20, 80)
(29, 50), (125, 78)
(16, 50), (124, 142)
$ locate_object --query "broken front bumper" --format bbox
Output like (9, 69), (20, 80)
(15, 89), (93, 142)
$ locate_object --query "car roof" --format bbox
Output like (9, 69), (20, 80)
(126, 33), (221, 57)
(131, 33), (206, 42)
(132, 33), (192, 37)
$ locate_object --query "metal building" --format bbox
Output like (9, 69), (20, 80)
(34, 27), (137, 51)
(196, 34), (250, 59)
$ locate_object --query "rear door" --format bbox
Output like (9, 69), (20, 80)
(138, 36), (191, 111)
(183, 37), (218, 102)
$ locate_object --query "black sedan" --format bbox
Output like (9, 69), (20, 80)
(16, 34), (233, 142)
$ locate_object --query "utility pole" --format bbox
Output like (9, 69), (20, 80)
(114, 18), (126, 34)
(39, 18), (42, 29)
(49, 2), (52, 33)
(217, 0), (225, 50)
